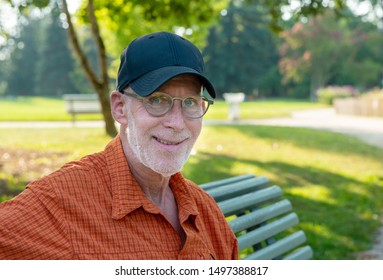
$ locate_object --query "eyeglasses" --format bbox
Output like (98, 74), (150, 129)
(122, 91), (214, 119)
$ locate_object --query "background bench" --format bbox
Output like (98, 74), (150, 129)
(63, 94), (101, 122)
(200, 174), (313, 260)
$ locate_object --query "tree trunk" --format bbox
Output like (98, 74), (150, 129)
(62, 0), (117, 137)
(95, 83), (118, 137)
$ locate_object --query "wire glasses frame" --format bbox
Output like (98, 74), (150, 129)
(122, 91), (214, 119)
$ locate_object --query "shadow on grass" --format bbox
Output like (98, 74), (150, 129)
(185, 150), (383, 260)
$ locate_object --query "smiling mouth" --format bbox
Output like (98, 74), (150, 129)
(153, 136), (184, 146)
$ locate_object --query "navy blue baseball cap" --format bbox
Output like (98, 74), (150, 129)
(116, 31), (216, 98)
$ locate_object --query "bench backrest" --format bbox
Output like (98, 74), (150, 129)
(200, 174), (313, 260)
(63, 94), (101, 114)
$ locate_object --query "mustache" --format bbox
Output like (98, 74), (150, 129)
(151, 131), (192, 143)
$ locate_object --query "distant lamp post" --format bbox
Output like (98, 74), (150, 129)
(223, 92), (245, 121)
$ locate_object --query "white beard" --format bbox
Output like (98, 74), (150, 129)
(125, 116), (196, 177)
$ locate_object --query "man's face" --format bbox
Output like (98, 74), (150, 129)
(124, 75), (203, 176)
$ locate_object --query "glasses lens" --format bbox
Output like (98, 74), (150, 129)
(144, 92), (172, 116)
(183, 97), (208, 118)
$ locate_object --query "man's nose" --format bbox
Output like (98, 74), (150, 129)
(162, 100), (186, 130)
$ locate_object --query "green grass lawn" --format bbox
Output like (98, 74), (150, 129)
(207, 99), (329, 119)
(1, 125), (382, 260)
(0, 96), (102, 121)
(0, 96), (329, 121)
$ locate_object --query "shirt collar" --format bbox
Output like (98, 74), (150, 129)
(106, 136), (200, 221)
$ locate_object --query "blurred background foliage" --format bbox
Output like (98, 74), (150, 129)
(0, 0), (382, 100)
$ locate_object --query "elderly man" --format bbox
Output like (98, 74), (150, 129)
(0, 31), (238, 260)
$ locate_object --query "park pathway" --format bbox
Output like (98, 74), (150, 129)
(205, 108), (383, 150)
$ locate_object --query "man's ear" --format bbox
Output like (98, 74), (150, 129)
(110, 90), (128, 125)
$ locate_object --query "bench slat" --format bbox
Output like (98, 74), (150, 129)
(200, 174), (256, 190)
(243, 231), (307, 260)
(217, 186), (282, 216)
(207, 177), (269, 202)
(284, 246), (314, 260)
(237, 212), (299, 251)
(65, 101), (101, 113)
(229, 199), (292, 233)
(63, 94), (101, 122)
(63, 94), (99, 100)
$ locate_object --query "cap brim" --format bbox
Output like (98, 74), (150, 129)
(130, 66), (216, 98)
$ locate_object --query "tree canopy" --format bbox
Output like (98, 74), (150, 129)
(280, 8), (383, 99)
(203, 1), (282, 98)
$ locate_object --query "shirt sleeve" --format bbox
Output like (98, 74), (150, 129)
(0, 182), (73, 259)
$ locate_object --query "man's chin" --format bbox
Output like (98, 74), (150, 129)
(150, 167), (182, 178)
(143, 160), (184, 177)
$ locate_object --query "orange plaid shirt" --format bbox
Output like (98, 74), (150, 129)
(0, 136), (238, 260)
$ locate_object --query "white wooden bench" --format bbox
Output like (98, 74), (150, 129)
(200, 174), (313, 260)
(63, 94), (101, 122)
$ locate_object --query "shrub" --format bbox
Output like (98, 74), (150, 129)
(317, 86), (359, 105)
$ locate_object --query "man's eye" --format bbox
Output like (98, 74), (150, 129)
(148, 96), (161, 105)
(184, 98), (198, 107)
(147, 95), (168, 106)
